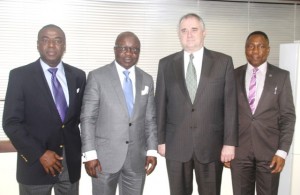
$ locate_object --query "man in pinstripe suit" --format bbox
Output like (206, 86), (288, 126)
(155, 13), (238, 195)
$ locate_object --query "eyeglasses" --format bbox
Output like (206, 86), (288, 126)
(114, 46), (140, 54)
(38, 38), (64, 46)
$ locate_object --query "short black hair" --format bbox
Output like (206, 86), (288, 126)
(38, 24), (65, 40)
(246, 31), (269, 44)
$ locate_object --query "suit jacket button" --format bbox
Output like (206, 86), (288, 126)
(129, 123), (132, 126)
(60, 145), (64, 148)
(191, 108), (195, 112)
(126, 141), (129, 144)
(62, 125), (65, 128)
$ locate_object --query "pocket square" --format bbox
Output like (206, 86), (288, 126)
(76, 88), (80, 93)
(141, 86), (149, 95)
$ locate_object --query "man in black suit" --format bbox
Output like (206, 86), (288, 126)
(230, 31), (296, 195)
(2, 24), (86, 195)
(155, 13), (238, 195)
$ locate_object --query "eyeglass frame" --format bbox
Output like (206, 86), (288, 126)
(114, 45), (140, 54)
(38, 37), (65, 46)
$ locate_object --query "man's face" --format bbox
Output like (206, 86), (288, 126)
(114, 35), (140, 69)
(178, 16), (206, 53)
(245, 34), (270, 67)
(37, 27), (66, 67)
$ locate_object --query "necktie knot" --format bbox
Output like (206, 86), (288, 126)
(190, 53), (194, 61)
(48, 68), (58, 75)
(123, 70), (130, 80)
(253, 68), (258, 74)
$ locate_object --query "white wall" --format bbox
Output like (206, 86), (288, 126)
(279, 43), (300, 195)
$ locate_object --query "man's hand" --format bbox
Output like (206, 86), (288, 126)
(223, 161), (231, 168)
(158, 144), (165, 157)
(145, 156), (157, 176)
(85, 159), (102, 178)
(270, 155), (285, 174)
(39, 150), (63, 177)
(221, 145), (235, 163)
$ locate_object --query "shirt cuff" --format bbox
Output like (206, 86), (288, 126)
(82, 150), (98, 162)
(147, 150), (158, 157)
(276, 150), (287, 159)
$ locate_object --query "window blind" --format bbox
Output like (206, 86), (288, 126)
(0, 0), (299, 140)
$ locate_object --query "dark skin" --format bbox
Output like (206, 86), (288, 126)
(225, 34), (285, 173)
(245, 34), (270, 68)
(85, 32), (157, 178)
(37, 26), (66, 68)
(37, 26), (66, 176)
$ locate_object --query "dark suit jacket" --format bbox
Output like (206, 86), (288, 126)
(234, 63), (295, 161)
(155, 48), (238, 163)
(2, 59), (86, 185)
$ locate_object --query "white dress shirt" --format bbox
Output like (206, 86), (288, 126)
(184, 47), (204, 86)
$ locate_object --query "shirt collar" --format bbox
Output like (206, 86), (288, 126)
(115, 60), (136, 75)
(40, 58), (63, 72)
(184, 47), (204, 58)
(246, 61), (267, 74)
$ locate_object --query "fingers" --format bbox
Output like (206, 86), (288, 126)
(39, 150), (63, 177)
(85, 160), (101, 178)
(145, 156), (157, 176)
(270, 155), (285, 174)
(223, 161), (231, 168)
(220, 145), (235, 163)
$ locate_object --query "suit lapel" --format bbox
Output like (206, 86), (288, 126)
(32, 60), (61, 122)
(109, 63), (129, 117)
(254, 64), (276, 115)
(132, 68), (143, 118)
(64, 64), (75, 122)
(237, 65), (253, 115)
(238, 65), (249, 106)
(172, 51), (192, 104)
(193, 48), (212, 105)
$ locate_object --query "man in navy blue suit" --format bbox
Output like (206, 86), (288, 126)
(3, 24), (86, 195)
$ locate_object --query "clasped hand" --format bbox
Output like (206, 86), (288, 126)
(39, 150), (63, 177)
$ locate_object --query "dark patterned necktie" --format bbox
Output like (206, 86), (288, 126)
(48, 68), (68, 121)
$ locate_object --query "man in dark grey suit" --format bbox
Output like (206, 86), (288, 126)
(80, 31), (157, 195)
(3, 24), (86, 195)
(155, 13), (238, 195)
(230, 31), (296, 195)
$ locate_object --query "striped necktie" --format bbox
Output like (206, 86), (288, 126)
(248, 68), (258, 114)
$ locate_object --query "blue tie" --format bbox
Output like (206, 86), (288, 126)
(123, 70), (134, 116)
(48, 68), (68, 122)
